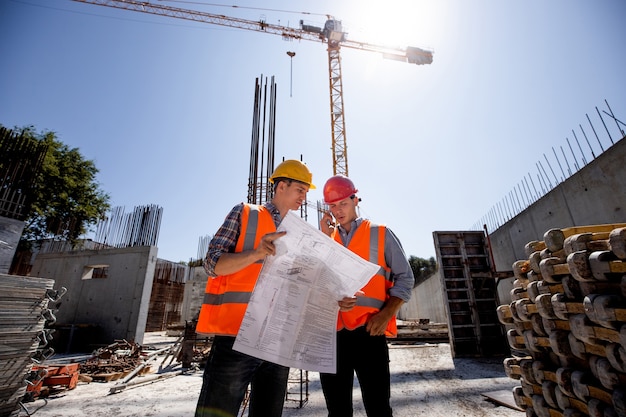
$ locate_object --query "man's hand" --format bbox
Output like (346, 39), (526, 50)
(214, 231), (286, 276)
(320, 211), (335, 236)
(365, 311), (393, 336)
(338, 296), (357, 312)
(337, 290), (365, 312)
(255, 231), (287, 258)
(365, 296), (405, 336)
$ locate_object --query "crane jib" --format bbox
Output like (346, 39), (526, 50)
(71, 0), (434, 176)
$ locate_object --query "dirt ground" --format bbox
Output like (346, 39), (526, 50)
(17, 333), (524, 417)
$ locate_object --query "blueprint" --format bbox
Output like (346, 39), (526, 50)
(233, 211), (379, 373)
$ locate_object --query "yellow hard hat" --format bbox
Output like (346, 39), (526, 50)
(269, 159), (316, 189)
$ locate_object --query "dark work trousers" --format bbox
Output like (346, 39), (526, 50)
(320, 327), (392, 417)
(195, 335), (290, 417)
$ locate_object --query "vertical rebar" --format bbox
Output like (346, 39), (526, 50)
(537, 160), (552, 189)
(267, 76), (277, 202)
(537, 172), (546, 196)
(528, 173), (539, 201)
(248, 77), (262, 204)
(496, 201), (504, 226)
(605, 99), (625, 137)
(566, 137), (580, 171)
(596, 106), (614, 145)
(523, 176), (534, 203)
(507, 191), (515, 215)
(543, 153), (559, 185)
(509, 188), (522, 213)
(552, 147), (566, 181)
(579, 124), (596, 159)
(572, 130), (588, 165)
(586, 113), (604, 152)
(247, 75), (278, 205)
(517, 183), (527, 207)
(260, 77), (268, 203)
(560, 146), (572, 177)
(491, 207), (498, 230)
(504, 195), (512, 221)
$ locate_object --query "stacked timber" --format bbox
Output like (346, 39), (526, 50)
(499, 224), (626, 417)
(395, 320), (449, 343)
(0, 274), (62, 417)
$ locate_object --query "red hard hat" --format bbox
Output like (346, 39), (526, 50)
(323, 175), (358, 204)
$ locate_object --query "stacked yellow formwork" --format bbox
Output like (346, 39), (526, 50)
(499, 224), (626, 417)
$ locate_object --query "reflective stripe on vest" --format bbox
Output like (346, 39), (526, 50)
(203, 291), (251, 305)
(240, 207), (259, 252)
(335, 220), (396, 336)
(196, 204), (275, 336)
(238, 207), (265, 265)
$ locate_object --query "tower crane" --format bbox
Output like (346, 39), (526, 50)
(72, 0), (434, 176)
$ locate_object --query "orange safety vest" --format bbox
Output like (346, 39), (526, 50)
(196, 204), (276, 336)
(332, 220), (397, 337)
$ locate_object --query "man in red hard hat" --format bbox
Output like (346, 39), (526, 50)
(195, 159), (315, 417)
(320, 174), (415, 417)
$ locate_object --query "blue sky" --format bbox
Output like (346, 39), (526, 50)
(2, 0), (625, 263)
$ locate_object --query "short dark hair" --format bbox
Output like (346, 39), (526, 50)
(272, 177), (292, 191)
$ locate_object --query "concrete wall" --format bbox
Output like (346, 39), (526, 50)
(409, 138), (625, 323)
(481, 137), (626, 308)
(0, 217), (24, 274)
(495, 276), (516, 308)
(31, 245), (158, 346)
(399, 272), (447, 323)
(489, 137), (626, 274)
(181, 265), (208, 324)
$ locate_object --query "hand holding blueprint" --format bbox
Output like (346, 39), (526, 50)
(233, 211), (380, 373)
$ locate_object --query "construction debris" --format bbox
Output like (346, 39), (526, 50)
(22, 337), (186, 402)
(24, 363), (80, 401)
(79, 340), (147, 382)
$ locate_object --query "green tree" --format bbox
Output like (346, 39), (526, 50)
(7, 125), (110, 249)
(408, 255), (438, 287)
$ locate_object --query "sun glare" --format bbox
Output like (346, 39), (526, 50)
(340, 0), (441, 50)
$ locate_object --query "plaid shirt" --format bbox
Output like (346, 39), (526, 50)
(203, 201), (282, 277)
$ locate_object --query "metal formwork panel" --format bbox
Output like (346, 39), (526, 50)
(433, 231), (507, 358)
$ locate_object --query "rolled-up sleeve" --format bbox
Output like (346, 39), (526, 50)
(203, 203), (243, 277)
(384, 228), (415, 302)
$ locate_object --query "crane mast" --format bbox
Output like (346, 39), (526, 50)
(72, 0), (433, 176)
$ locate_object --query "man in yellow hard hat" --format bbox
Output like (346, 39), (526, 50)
(195, 159), (315, 417)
